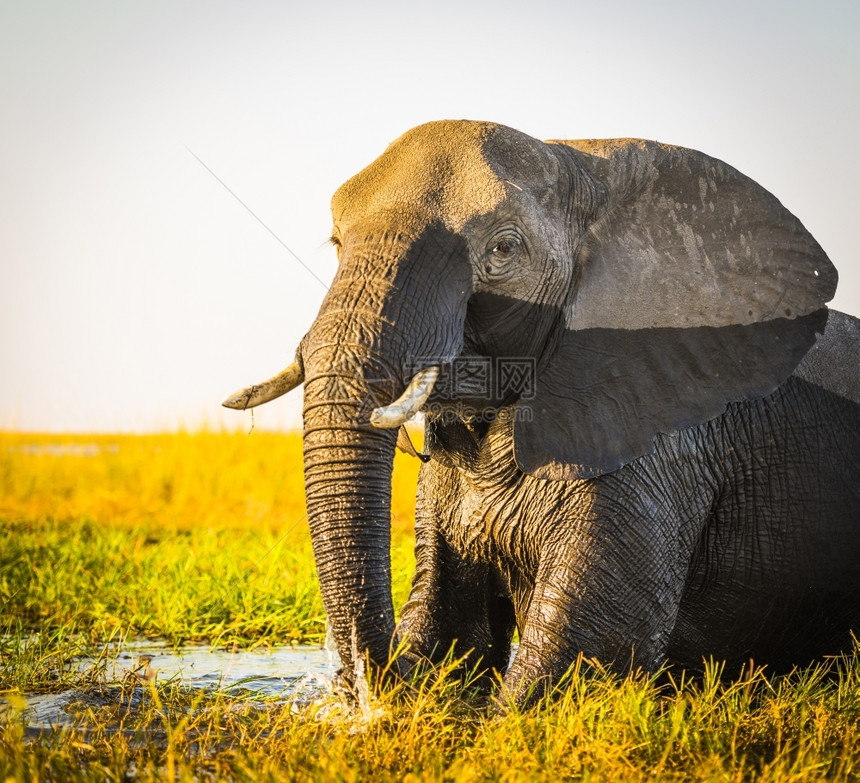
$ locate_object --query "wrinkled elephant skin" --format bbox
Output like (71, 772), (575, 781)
(227, 121), (860, 707)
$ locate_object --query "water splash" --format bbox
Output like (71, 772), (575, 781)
(350, 626), (386, 727)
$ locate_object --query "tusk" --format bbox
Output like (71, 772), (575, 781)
(221, 361), (304, 410)
(370, 366), (439, 429)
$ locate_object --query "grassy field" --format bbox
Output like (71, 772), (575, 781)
(1, 431), (859, 781)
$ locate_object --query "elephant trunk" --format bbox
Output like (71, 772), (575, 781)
(301, 341), (402, 677)
(300, 225), (471, 679)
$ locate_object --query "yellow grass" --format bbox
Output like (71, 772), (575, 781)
(0, 430), (420, 535)
(0, 430), (421, 648)
(2, 431), (859, 781)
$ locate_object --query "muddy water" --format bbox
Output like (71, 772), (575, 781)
(17, 642), (340, 731)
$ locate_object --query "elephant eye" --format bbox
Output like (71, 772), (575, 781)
(484, 234), (521, 276)
(491, 239), (515, 257)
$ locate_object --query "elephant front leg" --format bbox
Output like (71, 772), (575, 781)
(503, 524), (688, 707)
(397, 521), (516, 677)
(396, 461), (515, 677)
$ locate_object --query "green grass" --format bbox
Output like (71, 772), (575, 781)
(2, 432), (859, 781)
(0, 514), (325, 649)
(0, 431), (420, 650)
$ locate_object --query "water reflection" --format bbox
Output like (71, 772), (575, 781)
(15, 641), (340, 731)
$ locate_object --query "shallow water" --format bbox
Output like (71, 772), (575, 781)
(14, 641), (340, 731)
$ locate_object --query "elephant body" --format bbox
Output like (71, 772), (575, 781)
(224, 120), (860, 706)
(401, 310), (860, 700)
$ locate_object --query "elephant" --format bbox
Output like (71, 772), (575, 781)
(224, 120), (860, 707)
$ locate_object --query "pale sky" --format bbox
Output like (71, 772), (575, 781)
(1, 0), (858, 432)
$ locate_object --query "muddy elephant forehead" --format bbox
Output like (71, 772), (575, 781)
(331, 120), (509, 234)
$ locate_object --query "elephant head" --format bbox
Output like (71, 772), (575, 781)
(224, 120), (836, 680)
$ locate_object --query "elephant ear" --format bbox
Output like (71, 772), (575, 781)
(513, 139), (837, 480)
